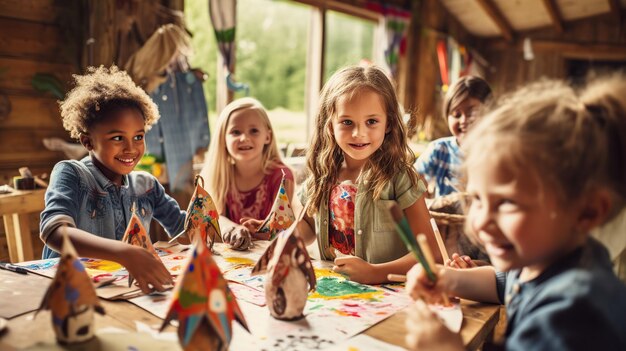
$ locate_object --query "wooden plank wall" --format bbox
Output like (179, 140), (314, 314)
(481, 12), (626, 96)
(0, 0), (78, 261)
(403, 0), (478, 139)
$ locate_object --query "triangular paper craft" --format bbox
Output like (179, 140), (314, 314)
(160, 238), (249, 350)
(251, 224), (316, 292)
(38, 230), (105, 343)
(181, 175), (222, 249)
(122, 211), (160, 288)
(256, 169), (295, 240)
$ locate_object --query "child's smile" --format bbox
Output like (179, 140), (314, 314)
(466, 155), (585, 279)
(82, 107), (146, 186)
(333, 89), (388, 169)
(225, 108), (271, 164)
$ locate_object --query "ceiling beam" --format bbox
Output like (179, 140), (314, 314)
(541, 0), (564, 33)
(608, 0), (622, 24)
(487, 38), (626, 61)
(475, 0), (514, 42)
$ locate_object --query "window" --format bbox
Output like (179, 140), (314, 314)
(186, 0), (383, 150)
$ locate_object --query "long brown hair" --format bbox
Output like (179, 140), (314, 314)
(305, 65), (418, 215)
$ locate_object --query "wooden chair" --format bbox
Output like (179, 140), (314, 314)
(0, 189), (45, 262)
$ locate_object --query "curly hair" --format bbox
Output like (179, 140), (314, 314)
(305, 65), (419, 215)
(59, 65), (160, 139)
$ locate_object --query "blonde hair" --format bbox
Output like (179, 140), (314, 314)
(305, 65), (419, 215)
(462, 74), (626, 220)
(60, 65), (160, 139)
(202, 97), (283, 214)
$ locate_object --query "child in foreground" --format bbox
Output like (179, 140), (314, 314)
(200, 97), (294, 250)
(405, 76), (626, 350)
(295, 65), (440, 285)
(40, 66), (186, 294)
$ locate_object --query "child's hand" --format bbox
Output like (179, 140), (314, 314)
(222, 225), (252, 251)
(239, 217), (263, 233)
(406, 263), (449, 304)
(332, 256), (381, 284)
(445, 253), (477, 269)
(405, 300), (463, 351)
(122, 246), (173, 294)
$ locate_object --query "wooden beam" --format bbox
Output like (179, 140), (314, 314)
(608, 0), (622, 24)
(475, 0), (514, 41)
(487, 39), (626, 61)
(541, 0), (564, 33)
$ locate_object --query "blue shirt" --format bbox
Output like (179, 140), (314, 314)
(495, 238), (626, 350)
(40, 157), (186, 259)
(414, 136), (461, 197)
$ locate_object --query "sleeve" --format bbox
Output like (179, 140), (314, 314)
(495, 271), (507, 304)
(151, 179), (186, 237)
(505, 296), (622, 351)
(394, 170), (427, 210)
(414, 141), (438, 182)
(39, 162), (81, 243)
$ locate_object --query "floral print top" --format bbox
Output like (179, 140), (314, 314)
(328, 180), (357, 255)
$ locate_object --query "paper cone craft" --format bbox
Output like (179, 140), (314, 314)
(160, 239), (249, 351)
(38, 231), (105, 344)
(256, 169), (295, 240)
(251, 225), (316, 320)
(176, 175), (222, 250)
(122, 211), (160, 288)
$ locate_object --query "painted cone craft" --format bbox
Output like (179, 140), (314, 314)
(38, 231), (105, 344)
(184, 175), (222, 249)
(251, 224), (316, 320)
(160, 239), (249, 351)
(256, 169), (295, 240)
(122, 211), (160, 288)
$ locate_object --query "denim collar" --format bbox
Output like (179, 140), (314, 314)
(81, 156), (129, 191)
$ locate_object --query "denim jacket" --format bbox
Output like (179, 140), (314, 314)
(495, 238), (626, 350)
(299, 170), (427, 264)
(40, 157), (186, 259)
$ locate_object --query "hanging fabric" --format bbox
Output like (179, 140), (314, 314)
(366, 2), (411, 80)
(209, 0), (249, 94)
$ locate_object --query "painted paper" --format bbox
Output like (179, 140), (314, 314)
(256, 170), (295, 240)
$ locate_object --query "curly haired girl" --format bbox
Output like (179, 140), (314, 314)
(40, 66), (186, 294)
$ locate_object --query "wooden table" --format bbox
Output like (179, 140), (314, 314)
(0, 189), (46, 263)
(0, 271), (500, 350)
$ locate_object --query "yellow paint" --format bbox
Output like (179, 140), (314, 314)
(308, 290), (383, 300)
(348, 347), (360, 351)
(314, 268), (344, 279)
(224, 257), (255, 266)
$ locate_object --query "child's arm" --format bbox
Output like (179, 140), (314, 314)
(405, 195), (444, 263)
(333, 253), (417, 285)
(406, 263), (501, 304)
(45, 226), (172, 294)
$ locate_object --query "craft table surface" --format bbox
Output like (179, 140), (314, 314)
(0, 270), (499, 350)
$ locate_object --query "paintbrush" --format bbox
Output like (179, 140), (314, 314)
(430, 218), (450, 262)
(389, 203), (436, 282)
(418, 233), (450, 305)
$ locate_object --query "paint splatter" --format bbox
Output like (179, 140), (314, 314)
(310, 277), (382, 300)
(225, 257), (255, 266)
(314, 268), (344, 279)
(79, 258), (123, 271)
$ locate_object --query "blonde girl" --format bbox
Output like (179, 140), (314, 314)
(405, 75), (626, 350)
(200, 97), (294, 250)
(294, 65), (440, 285)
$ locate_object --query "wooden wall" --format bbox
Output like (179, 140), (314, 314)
(403, 0), (478, 139)
(0, 0), (76, 186)
(481, 12), (626, 97)
(0, 0), (76, 260)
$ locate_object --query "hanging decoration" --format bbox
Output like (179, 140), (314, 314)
(209, 0), (249, 95)
(366, 2), (412, 80)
